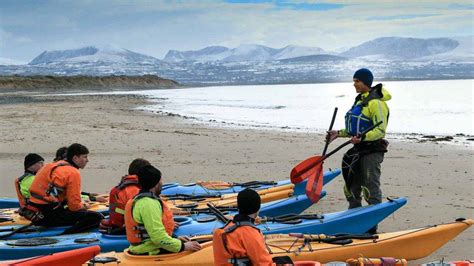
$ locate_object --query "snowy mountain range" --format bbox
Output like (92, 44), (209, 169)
(165, 37), (471, 62)
(0, 36), (471, 85)
(10, 36), (470, 66)
(163, 44), (327, 62)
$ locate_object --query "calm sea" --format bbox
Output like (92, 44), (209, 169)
(135, 79), (473, 136)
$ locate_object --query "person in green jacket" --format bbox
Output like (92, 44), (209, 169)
(125, 165), (202, 255)
(15, 153), (45, 207)
(328, 68), (391, 220)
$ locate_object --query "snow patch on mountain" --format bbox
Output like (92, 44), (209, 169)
(273, 45), (325, 60)
(29, 45), (160, 65)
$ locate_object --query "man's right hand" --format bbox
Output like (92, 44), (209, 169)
(183, 241), (202, 251)
(327, 130), (338, 143)
(82, 202), (91, 209)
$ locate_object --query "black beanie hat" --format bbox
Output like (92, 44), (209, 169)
(237, 188), (261, 215)
(353, 68), (374, 88)
(24, 153), (44, 170)
(137, 165), (162, 191)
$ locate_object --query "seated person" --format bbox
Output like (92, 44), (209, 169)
(213, 188), (273, 266)
(54, 146), (107, 204)
(27, 143), (104, 234)
(100, 158), (151, 234)
(125, 165), (202, 255)
(53, 146), (68, 162)
(15, 153), (45, 209)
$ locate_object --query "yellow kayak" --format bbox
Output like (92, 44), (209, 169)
(168, 186), (294, 214)
(84, 219), (473, 265)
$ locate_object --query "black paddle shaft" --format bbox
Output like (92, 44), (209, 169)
(322, 107), (338, 156)
(323, 121), (383, 160)
(0, 222), (34, 239)
(206, 203), (230, 224)
(297, 121), (383, 176)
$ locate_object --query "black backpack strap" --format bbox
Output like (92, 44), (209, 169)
(117, 179), (140, 190)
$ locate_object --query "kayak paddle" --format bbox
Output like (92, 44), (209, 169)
(291, 121), (383, 203)
(305, 107), (337, 203)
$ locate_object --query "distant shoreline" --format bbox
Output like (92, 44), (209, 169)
(0, 74), (472, 90)
(0, 74), (180, 93)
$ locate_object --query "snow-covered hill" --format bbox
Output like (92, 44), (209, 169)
(164, 46), (229, 62)
(273, 45), (326, 60)
(419, 36), (473, 61)
(29, 45), (160, 65)
(340, 37), (460, 60)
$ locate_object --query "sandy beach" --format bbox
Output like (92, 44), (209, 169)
(0, 92), (472, 263)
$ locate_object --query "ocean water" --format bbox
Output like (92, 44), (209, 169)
(135, 79), (473, 136)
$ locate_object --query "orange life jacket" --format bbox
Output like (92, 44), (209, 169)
(14, 172), (33, 208)
(124, 192), (175, 245)
(29, 161), (73, 207)
(107, 175), (140, 228)
(213, 218), (273, 266)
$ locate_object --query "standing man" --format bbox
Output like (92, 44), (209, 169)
(27, 143), (104, 234)
(328, 68), (390, 228)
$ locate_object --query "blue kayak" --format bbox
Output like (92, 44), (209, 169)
(0, 197), (406, 260)
(161, 169), (341, 197)
(0, 198), (20, 209)
(0, 190), (324, 240)
(0, 168), (341, 209)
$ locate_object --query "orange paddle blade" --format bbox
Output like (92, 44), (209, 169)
(305, 162), (324, 203)
(290, 156), (323, 184)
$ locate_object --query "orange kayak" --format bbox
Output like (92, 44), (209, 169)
(84, 219), (473, 265)
(2, 245), (100, 266)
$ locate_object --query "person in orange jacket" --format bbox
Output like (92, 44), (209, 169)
(99, 158), (150, 234)
(213, 188), (273, 266)
(27, 143), (104, 234)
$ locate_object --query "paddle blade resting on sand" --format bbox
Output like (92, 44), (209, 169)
(305, 158), (324, 203)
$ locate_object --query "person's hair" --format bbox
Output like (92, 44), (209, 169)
(128, 158), (151, 175)
(66, 143), (89, 162)
(54, 146), (68, 161)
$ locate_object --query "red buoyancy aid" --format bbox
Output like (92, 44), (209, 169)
(107, 175), (140, 228)
(125, 192), (175, 245)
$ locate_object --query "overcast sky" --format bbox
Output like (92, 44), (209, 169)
(1, 0), (472, 62)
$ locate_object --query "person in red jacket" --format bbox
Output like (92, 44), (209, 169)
(100, 158), (150, 234)
(213, 188), (273, 266)
(27, 143), (104, 234)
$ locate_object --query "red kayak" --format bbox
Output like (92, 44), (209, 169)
(1, 245), (100, 266)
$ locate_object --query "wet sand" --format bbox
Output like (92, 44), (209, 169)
(0, 93), (472, 263)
